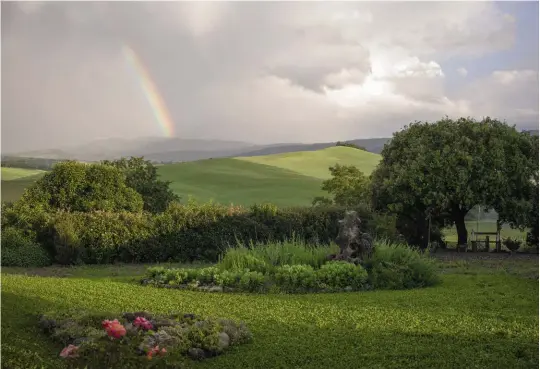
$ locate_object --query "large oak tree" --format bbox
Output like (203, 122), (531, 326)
(371, 117), (538, 246)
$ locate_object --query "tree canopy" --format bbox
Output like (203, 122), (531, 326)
(370, 117), (538, 246)
(18, 161), (143, 213)
(101, 157), (179, 213)
(313, 164), (370, 207)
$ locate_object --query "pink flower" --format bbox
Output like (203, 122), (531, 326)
(147, 345), (167, 360)
(133, 316), (153, 331)
(102, 319), (126, 339)
(102, 319), (120, 330)
(60, 344), (79, 358)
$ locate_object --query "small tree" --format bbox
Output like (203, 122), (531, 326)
(18, 161), (143, 213)
(313, 164), (370, 207)
(102, 157), (179, 213)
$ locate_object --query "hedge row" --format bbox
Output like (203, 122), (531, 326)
(1, 202), (399, 265)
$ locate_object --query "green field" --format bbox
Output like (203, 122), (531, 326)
(158, 158), (327, 207)
(1, 167), (46, 203)
(237, 146), (380, 179)
(0, 147), (378, 206)
(2, 256), (538, 369)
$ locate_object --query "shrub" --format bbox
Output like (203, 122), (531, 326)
(274, 265), (317, 292)
(316, 261), (368, 290)
(365, 242), (440, 290)
(1, 226), (51, 267)
(4, 199), (398, 265)
(39, 311), (252, 368)
(18, 161), (144, 213)
(503, 237), (522, 252)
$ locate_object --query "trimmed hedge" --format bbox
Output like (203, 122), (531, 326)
(2, 201), (398, 265)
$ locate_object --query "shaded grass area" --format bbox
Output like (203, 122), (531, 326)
(1, 174), (45, 202)
(237, 146), (380, 179)
(158, 158), (326, 207)
(2, 257), (538, 369)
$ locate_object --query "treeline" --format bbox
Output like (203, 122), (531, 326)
(1, 156), (62, 170)
(1, 156), (399, 266)
(335, 141), (367, 151)
(2, 202), (397, 266)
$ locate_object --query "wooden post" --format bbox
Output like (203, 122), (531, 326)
(496, 219), (502, 253)
(485, 236), (490, 252)
(472, 241), (477, 252)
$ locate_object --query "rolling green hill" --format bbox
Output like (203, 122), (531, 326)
(236, 146), (380, 179)
(158, 158), (326, 207)
(1, 168), (46, 202)
(0, 147), (380, 206)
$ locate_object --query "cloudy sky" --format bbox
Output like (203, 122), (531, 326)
(2, 1), (539, 153)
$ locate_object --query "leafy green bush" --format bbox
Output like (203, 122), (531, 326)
(1, 226), (51, 267)
(316, 261), (368, 289)
(273, 265), (317, 292)
(503, 237), (522, 252)
(18, 161), (144, 213)
(4, 198), (397, 265)
(365, 242), (440, 290)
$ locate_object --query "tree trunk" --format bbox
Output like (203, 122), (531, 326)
(455, 213), (468, 245)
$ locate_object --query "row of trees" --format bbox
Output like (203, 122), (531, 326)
(317, 117), (538, 247)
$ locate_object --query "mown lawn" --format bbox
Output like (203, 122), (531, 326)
(1, 256), (538, 369)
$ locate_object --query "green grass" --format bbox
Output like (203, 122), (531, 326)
(443, 220), (528, 243)
(158, 158), (326, 207)
(237, 146), (380, 179)
(2, 257), (538, 369)
(1, 168), (46, 202)
(1, 167), (45, 181)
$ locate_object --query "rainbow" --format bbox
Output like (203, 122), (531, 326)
(122, 45), (175, 137)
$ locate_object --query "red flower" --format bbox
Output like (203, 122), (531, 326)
(133, 316), (153, 330)
(102, 319), (126, 339)
(60, 344), (79, 358)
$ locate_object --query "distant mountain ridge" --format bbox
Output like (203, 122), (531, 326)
(5, 137), (391, 163)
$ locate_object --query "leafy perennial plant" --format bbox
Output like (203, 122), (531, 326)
(39, 311), (252, 369)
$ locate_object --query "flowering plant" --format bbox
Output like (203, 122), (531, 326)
(146, 345), (167, 360)
(134, 316), (153, 331)
(102, 319), (127, 339)
(60, 344), (79, 358)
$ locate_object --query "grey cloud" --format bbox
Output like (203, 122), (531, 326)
(1, 2), (535, 153)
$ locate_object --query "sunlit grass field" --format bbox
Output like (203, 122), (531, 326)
(2, 255), (538, 369)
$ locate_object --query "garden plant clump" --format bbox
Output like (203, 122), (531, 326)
(142, 241), (440, 293)
(38, 310), (252, 368)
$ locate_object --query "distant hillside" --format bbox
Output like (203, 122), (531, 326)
(6, 136), (391, 163)
(235, 138), (390, 158)
(237, 146), (380, 179)
(523, 129), (539, 136)
(158, 158), (325, 207)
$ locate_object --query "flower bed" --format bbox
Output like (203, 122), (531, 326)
(142, 261), (371, 293)
(39, 311), (252, 368)
(141, 243), (441, 293)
